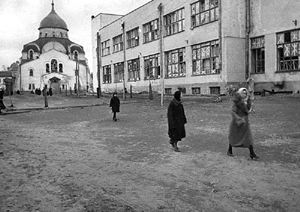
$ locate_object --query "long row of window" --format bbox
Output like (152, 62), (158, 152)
(251, 28), (300, 74)
(103, 40), (220, 84)
(28, 59), (64, 76)
(101, 0), (219, 56)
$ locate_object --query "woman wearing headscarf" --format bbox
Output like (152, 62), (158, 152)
(0, 87), (6, 114)
(109, 92), (120, 121)
(167, 90), (187, 152)
(227, 87), (259, 160)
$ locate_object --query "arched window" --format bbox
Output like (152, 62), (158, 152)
(51, 59), (58, 72)
(53, 31), (55, 37)
(74, 51), (78, 60)
(59, 63), (63, 73)
(28, 50), (34, 60)
(60, 32), (63, 37)
(45, 32), (48, 37)
(29, 69), (33, 76)
(46, 63), (50, 73)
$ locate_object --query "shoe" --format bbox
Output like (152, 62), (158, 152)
(227, 151), (234, 157)
(250, 154), (259, 160)
(174, 147), (180, 152)
(169, 140), (175, 148)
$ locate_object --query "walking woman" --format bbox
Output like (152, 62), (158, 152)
(109, 92), (120, 121)
(227, 87), (259, 160)
(0, 87), (6, 115)
(167, 90), (187, 152)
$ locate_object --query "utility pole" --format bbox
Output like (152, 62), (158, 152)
(245, 0), (250, 80)
(76, 59), (79, 96)
(218, 0), (222, 78)
(122, 22), (127, 101)
(158, 3), (164, 107)
(96, 32), (101, 98)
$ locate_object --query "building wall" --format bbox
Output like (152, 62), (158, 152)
(250, 0), (300, 93)
(20, 50), (87, 92)
(91, 0), (249, 95)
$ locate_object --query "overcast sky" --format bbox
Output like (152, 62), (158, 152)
(0, 0), (150, 71)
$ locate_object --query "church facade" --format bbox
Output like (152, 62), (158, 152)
(18, 2), (90, 94)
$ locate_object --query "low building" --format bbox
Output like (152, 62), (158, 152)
(91, 0), (300, 95)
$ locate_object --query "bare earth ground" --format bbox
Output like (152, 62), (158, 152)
(0, 94), (300, 212)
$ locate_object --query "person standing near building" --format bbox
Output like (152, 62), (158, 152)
(167, 90), (187, 152)
(0, 87), (6, 114)
(227, 87), (259, 160)
(109, 92), (120, 121)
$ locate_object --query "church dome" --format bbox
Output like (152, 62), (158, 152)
(38, 2), (68, 31)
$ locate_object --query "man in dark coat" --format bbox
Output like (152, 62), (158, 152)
(109, 92), (120, 121)
(167, 90), (187, 152)
(227, 87), (259, 160)
(0, 87), (6, 114)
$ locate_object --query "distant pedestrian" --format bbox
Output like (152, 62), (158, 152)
(227, 87), (259, 160)
(167, 90), (187, 152)
(109, 92), (120, 121)
(0, 87), (6, 114)
(49, 88), (53, 96)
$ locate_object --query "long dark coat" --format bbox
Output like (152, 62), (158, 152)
(0, 90), (5, 110)
(110, 96), (120, 113)
(167, 98), (187, 141)
(228, 96), (253, 148)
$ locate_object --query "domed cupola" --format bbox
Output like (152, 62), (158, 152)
(39, 1), (68, 31)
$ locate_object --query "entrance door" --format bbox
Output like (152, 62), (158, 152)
(49, 77), (61, 94)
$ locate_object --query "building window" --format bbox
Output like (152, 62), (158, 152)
(192, 40), (220, 75)
(103, 65), (112, 84)
(251, 37), (265, 74)
(178, 87), (186, 94)
(51, 59), (58, 72)
(210, 86), (220, 95)
(165, 88), (172, 95)
(28, 50), (34, 60)
(28, 84), (35, 90)
(74, 51), (78, 60)
(128, 58), (140, 81)
(127, 27), (139, 48)
(29, 69), (33, 76)
(191, 0), (219, 28)
(166, 47), (186, 78)
(46, 63), (50, 73)
(143, 19), (159, 43)
(144, 54), (160, 80)
(101, 39), (110, 56)
(164, 8), (185, 36)
(192, 87), (201, 94)
(277, 29), (300, 72)
(114, 62), (124, 83)
(113, 34), (123, 53)
(59, 63), (63, 73)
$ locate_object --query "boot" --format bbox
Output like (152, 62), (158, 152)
(249, 145), (259, 160)
(227, 144), (234, 157)
(174, 141), (180, 152)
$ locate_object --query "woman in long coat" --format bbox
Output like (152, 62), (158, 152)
(227, 87), (259, 160)
(167, 91), (187, 152)
(109, 92), (120, 121)
(0, 87), (6, 114)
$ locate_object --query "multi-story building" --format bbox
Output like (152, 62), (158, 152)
(91, 0), (300, 95)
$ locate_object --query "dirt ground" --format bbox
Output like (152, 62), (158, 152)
(0, 94), (300, 212)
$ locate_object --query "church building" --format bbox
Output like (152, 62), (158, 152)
(18, 2), (90, 94)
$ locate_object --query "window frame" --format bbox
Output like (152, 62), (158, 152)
(143, 19), (159, 43)
(101, 39), (110, 56)
(164, 8), (185, 37)
(166, 47), (186, 78)
(251, 36), (265, 74)
(113, 34), (124, 53)
(144, 54), (161, 80)
(128, 58), (140, 82)
(103, 65), (112, 84)
(191, 0), (219, 28)
(113, 62), (124, 83)
(126, 27), (139, 49)
(29, 69), (34, 76)
(276, 29), (300, 72)
(192, 40), (220, 75)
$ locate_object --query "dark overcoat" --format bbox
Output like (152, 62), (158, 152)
(0, 90), (5, 110)
(228, 96), (253, 148)
(167, 98), (187, 141)
(110, 96), (120, 113)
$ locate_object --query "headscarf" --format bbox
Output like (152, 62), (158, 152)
(174, 91), (181, 102)
(237, 87), (248, 99)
